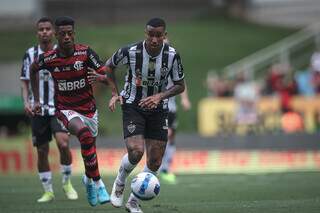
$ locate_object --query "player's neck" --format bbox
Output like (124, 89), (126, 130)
(58, 45), (75, 57)
(145, 45), (162, 58)
(39, 42), (54, 52)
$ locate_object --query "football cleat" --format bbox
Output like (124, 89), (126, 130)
(111, 181), (125, 207)
(82, 176), (98, 206)
(125, 198), (143, 213)
(160, 172), (177, 185)
(62, 179), (78, 200)
(97, 186), (110, 204)
(37, 191), (55, 203)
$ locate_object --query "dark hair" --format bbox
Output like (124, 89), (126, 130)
(55, 16), (75, 27)
(146, 18), (166, 30)
(37, 17), (53, 25)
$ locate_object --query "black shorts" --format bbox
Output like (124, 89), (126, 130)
(122, 104), (168, 141)
(168, 112), (178, 130)
(31, 115), (67, 147)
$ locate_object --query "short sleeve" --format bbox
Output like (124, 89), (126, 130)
(170, 53), (184, 82)
(20, 52), (31, 80)
(106, 46), (129, 68)
(87, 47), (105, 73)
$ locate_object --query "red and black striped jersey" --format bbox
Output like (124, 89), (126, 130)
(34, 44), (106, 118)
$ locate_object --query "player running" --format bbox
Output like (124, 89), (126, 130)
(20, 17), (78, 203)
(104, 17), (186, 213)
(29, 16), (117, 207)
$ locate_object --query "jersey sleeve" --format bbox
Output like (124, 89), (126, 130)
(170, 52), (185, 82)
(87, 47), (106, 74)
(105, 46), (129, 68)
(20, 51), (31, 80)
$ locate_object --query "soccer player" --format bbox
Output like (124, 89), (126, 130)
(106, 17), (185, 213)
(29, 16), (115, 207)
(159, 80), (191, 184)
(20, 17), (78, 203)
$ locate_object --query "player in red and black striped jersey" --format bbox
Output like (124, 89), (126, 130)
(30, 16), (118, 207)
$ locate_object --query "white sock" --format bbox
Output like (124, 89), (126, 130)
(143, 165), (158, 176)
(116, 153), (137, 184)
(94, 179), (105, 188)
(83, 174), (93, 185)
(39, 171), (53, 193)
(60, 164), (72, 184)
(160, 143), (176, 173)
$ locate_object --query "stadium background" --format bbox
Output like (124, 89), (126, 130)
(1, 0), (320, 212)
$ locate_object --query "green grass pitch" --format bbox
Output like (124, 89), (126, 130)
(1, 172), (320, 213)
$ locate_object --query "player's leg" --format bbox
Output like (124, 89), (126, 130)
(51, 117), (78, 200)
(125, 138), (166, 213)
(31, 116), (55, 202)
(57, 110), (108, 206)
(160, 112), (177, 184)
(125, 110), (167, 213)
(111, 104), (146, 208)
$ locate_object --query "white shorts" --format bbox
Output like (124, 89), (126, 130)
(60, 110), (99, 137)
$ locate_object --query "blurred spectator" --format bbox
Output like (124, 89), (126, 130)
(264, 63), (297, 113)
(206, 71), (233, 97)
(233, 72), (260, 131)
(295, 51), (320, 96)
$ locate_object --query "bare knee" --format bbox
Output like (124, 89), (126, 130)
(126, 136), (145, 164)
(128, 149), (144, 164)
(55, 132), (69, 150)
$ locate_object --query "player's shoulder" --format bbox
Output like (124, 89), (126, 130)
(124, 41), (143, 51)
(24, 45), (37, 57)
(167, 44), (177, 53)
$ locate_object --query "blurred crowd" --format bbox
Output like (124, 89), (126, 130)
(206, 51), (320, 134)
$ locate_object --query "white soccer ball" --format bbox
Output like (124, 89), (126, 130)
(131, 172), (160, 200)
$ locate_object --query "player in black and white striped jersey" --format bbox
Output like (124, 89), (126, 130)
(105, 17), (186, 213)
(20, 17), (78, 203)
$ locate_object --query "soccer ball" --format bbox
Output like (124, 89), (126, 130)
(131, 172), (160, 200)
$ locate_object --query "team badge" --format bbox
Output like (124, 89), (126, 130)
(127, 123), (136, 133)
(74, 61), (84, 71)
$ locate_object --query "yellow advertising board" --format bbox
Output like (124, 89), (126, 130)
(198, 96), (320, 137)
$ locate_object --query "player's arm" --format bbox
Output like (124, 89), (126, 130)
(105, 47), (130, 111)
(180, 82), (191, 111)
(29, 61), (41, 114)
(87, 47), (122, 111)
(20, 52), (34, 116)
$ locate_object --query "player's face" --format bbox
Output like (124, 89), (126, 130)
(37, 22), (54, 43)
(55, 25), (75, 49)
(145, 26), (166, 53)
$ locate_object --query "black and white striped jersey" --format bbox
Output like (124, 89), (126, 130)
(20, 45), (57, 116)
(106, 41), (184, 110)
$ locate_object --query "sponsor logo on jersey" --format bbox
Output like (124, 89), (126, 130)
(74, 61), (84, 71)
(74, 50), (86, 56)
(58, 79), (86, 91)
(44, 54), (57, 63)
(89, 54), (101, 69)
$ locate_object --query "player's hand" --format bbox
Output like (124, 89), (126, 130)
(139, 93), (162, 109)
(32, 101), (42, 115)
(108, 95), (123, 112)
(181, 98), (191, 111)
(24, 102), (34, 117)
(87, 67), (106, 85)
